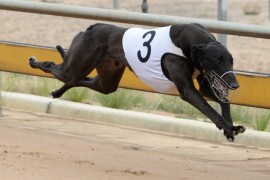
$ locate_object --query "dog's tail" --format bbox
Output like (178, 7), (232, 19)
(56, 45), (66, 59)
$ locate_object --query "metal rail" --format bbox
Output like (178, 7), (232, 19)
(1, 41), (270, 109)
(0, 0), (270, 39)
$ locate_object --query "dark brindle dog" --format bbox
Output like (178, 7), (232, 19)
(29, 23), (245, 141)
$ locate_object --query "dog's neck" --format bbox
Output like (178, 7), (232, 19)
(170, 24), (216, 59)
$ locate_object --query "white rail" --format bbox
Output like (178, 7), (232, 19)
(0, 0), (270, 39)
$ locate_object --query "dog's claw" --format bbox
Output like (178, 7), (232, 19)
(227, 137), (234, 142)
(224, 131), (234, 142)
(224, 130), (234, 141)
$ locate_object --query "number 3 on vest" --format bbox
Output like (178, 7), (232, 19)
(137, 30), (156, 63)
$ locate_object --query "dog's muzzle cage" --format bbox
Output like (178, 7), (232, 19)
(202, 70), (240, 103)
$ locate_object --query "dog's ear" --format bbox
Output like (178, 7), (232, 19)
(191, 44), (206, 63)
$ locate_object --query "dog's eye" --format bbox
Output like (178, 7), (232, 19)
(217, 57), (222, 64)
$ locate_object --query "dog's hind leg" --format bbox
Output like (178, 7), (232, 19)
(28, 57), (67, 82)
(50, 84), (71, 98)
(28, 44), (68, 81)
(77, 60), (125, 93)
(76, 61), (126, 94)
(50, 77), (93, 98)
(49, 61), (126, 98)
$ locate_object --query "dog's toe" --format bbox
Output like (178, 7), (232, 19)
(233, 125), (246, 135)
(29, 56), (36, 62)
(223, 127), (235, 142)
(224, 131), (233, 142)
(239, 126), (246, 133)
(225, 132), (234, 142)
(28, 57), (37, 66)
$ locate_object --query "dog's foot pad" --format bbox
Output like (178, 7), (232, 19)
(233, 126), (246, 135)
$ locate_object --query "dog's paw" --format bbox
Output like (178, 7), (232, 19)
(233, 125), (246, 135)
(29, 56), (36, 63)
(50, 91), (57, 98)
(223, 126), (235, 142)
(28, 57), (37, 67)
(223, 125), (246, 141)
(50, 90), (62, 99)
(224, 131), (234, 142)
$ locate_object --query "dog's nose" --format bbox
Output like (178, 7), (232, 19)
(229, 81), (239, 89)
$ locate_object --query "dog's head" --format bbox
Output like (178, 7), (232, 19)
(191, 42), (239, 102)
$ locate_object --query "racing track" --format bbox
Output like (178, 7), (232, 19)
(1, 108), (270, 180)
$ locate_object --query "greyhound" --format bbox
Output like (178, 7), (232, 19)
(29, 23), (246, 141)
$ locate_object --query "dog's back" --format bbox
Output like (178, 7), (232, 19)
(170, 23), (217, 58)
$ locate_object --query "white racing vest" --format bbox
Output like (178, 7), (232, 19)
(122, 26), (185, 94)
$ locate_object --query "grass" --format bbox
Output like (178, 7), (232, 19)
(154, 95), (206, 119)
(96, 89), (145, 109)
(63, 87), (89, 103)
(254, 113), (270, 131)
(251, 110), (270, 131)
(1, 72), (270, 131)
(1, 72), (61, 96)
(230, 105), (270, 131)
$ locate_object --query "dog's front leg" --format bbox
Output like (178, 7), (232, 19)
(163, 56), (238, 141)
(220, 103), (246, 135)
(197, 76), (234, 123)
(220, 103), (232, 124)
(197, 77), (245, 135)
(180, 85), (236, 140)
(182, 85), (239, 140)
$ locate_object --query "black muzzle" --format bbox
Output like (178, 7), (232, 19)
(203, 70), (239, 103)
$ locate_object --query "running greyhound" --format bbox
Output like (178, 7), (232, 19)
(29, 23), (246, 141)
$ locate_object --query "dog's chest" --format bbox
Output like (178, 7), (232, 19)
(122, 26), (185, 94)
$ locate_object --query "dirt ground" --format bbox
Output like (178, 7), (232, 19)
(0, 108), (270, 180)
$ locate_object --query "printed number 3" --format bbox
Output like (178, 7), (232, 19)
(137, 30), (156, 63)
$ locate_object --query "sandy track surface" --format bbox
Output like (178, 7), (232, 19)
(0, 108), (270, 180)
